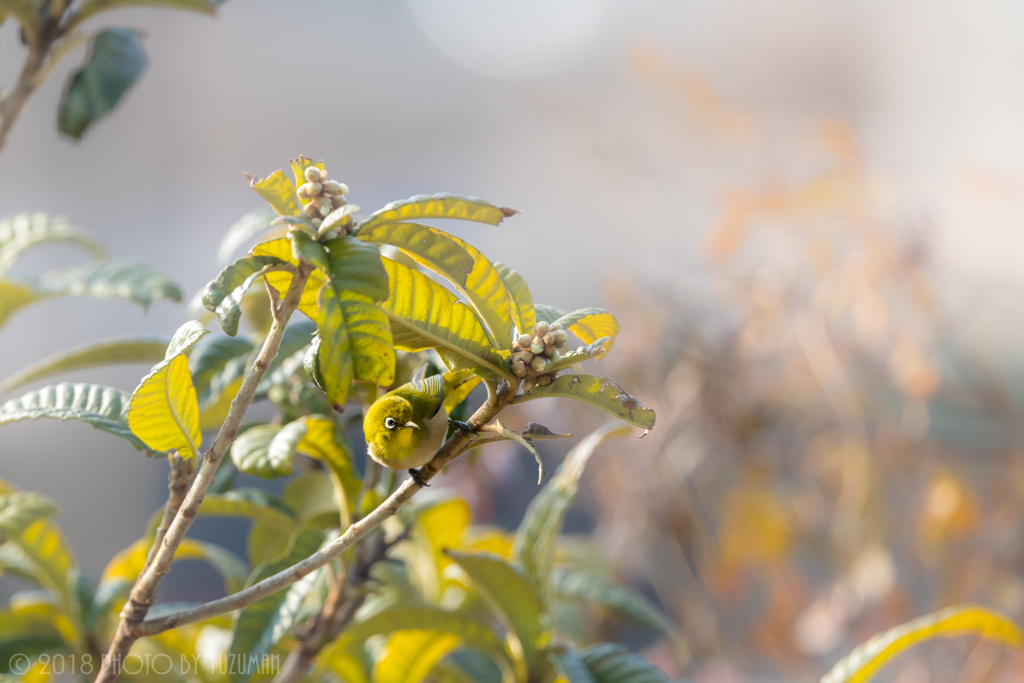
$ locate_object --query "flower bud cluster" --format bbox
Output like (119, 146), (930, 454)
(297, 166), (349, 231)
(511, 321), (569, 390)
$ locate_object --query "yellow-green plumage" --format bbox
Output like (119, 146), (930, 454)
(364, 375), (448, 470)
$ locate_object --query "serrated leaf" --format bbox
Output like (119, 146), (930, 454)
(67, 0), (215, 33)
(357, 194), (516, 232)
(358, 223), (513, 348)
(202, 255), (291, 336)
(230, 424), (288, 479)
(821, 605), (1024, 683)
(0, 336), (171, 396)
(551, 570), (681, 644)
(218, 207), (280, 264)
(493, 262), (535, 334)
(513, 423), (632, 612)
(379, 258), (510, 382)
(128, 354), (202, 459)
(553, 309), (618, 355)
(446, 551), (545, 673)
(102, 537), (248, 594)
(249, 169), (301, 217)
(58, 28), (147, 140)
(251, 237), (328, 320)
(228, 528), (324, 683)
(578, 644), (670, 683)
(534, 305), (565, 325)
(515, 375), (655, 431)
(375, 630), (462, 683)
(0, 213), (104, 275)
(543, 339), (610, 375)
(0, 383), (146, 450)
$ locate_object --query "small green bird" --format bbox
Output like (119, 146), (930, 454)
(363, 374), (465, 487)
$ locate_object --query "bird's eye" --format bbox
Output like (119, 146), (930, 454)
(385, 417), (397, 430)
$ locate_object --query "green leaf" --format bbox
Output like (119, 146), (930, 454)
(38, 260), (181, 306)
(513, 423), (632, 611)
(357, 194), (517, 233)
(409, 499), (471, 602)
(550, 651), (595, 683)
(282, 472), (337, 525)
(218, 207), (280, 264)
(0, 383), (147, 450)
(0, 493), (58, 538)
(58, 28), (148, 140)
(493, 262), (535, 335)
(374, 630), (462, 683)
(0, 336), (171, 396)
(198, 490), (298, 532)
(0, 213), (104, 275)
(533, 305), (565, 325)
(256, 320), (317, 394)
(0, 612), (68, 673)
(281, 416), (361, 521)
(230, 424), (290, 479)
(327, 607), (511, 674)
(0, 280), (37, 330)
(358, 223), (513, 348)
(190, 334), (255, 406)
(553, 309), (619, 354)
(228, 528), (324, 683)
(290, 231), (329, 272)
(67, 0), (214, 33)
(380, 258), (511, 382)
(821, 605), (1024, 683)
(446, 551), (546, 672)
(543, 339), (611, 375)
(304, 335), (325, 391)
(103, 537), (248, 594)
(551, 570), (682, 644)
(514, 375), (655, 432)
(323, 236), (391, 301)
(577, 644), (670, 683)
(202, 255), (291, 336)
(248, 169), (301, 217)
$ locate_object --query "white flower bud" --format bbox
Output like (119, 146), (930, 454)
(530, 356), (547, 373)
(322, 180), (343, 195)
(554, 330), (569, 346)
(299, 182), (322, 197)
(304, 167), (323, 183)
(297, 186), (312, 200)
(530, 341), (544, 355)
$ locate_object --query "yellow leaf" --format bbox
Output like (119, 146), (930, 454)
(290, 156), (326, 188)
(554, 309), (619, 356)
(199, 377), (241, 431)
(251, 237), (327, 319)
(249, 169), (301, 216)
(294, 416), (362, 524)
(442, 375), (482, 414)
(128, 354), (201, 459)
(821, 605), (1024, 683)
(374, 630), (462, 683)
(358, 193), (516, 232)
(464, 527), (514, 559)
(412, 499), (470, 601)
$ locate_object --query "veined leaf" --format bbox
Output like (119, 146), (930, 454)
(317, 285), (354, 406)
(251, 237), (327, 319)
(358, 223), (513, 348)
(0, 213), (104, 274)
(202, 254), (291, 336)
(357, 194), (517, 233)
(58, 28), (148, 140)
(380, 258), (510, 382)
(218, 207), (280, 264)
(323, 236), (391, 301)
(443, 375), (482, 414)
(578, 644), (670, 683)
(0, 336), (171, 396)
(230, 424), (289, 479)
(551, 570), (682, 648)
(821, 605), (1024, 683)
(513, 423), (632, 612)
(493, 262), (535, 334)
(446, 551), (546, 671)
(327, 606), (510, 673)
(0, 383), (146, 450)
(552, 309), (618, 354)
(375, 630), (462, 683)
(543, 339), (610, 375)
(228, 528), (324, 683)
(248, 169), (301, 217)
(290, 231), (329, 272)
(533, 305), (565, 325)
(514, 375), (655, 432)
(128, 323), (208, 459)
(103, 537), (247, 594)
(67, 0), (215, 33)
(0, 494), (59, 537)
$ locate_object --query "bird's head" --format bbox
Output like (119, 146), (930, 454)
(363, 394), (419, 452)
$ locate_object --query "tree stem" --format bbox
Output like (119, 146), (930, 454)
(136, 379), (517, 637)
(0, 16), (61, 153)
(94, 268), (311, 683)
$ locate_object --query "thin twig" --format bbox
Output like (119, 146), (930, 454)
(142, 453), (194, 570)
(136, 379), (517, 636)
(0, 13), (64, 153)
(95, 266), (312, 683)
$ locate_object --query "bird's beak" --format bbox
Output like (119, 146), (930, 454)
(402, 421), (419, 430)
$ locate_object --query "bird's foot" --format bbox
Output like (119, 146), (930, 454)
(409, 468), (430, 488)
(450, 419), (477, 436)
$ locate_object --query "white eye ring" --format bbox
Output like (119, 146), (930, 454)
(385, 417), (397, 430)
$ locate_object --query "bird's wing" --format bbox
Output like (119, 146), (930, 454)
(409, 375), (446, 418)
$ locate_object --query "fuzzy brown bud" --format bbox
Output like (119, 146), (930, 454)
(512, 359), (527, 377)
(543, 332), (555, 346)
(537, 373), (553, 387)
(534, 322), (550, 336)
(523, 377), (538, 391)
(554, 330), (568, 346)
(322, 180), (344, 195)
(530, 341), (544, 355)
(304, 167), (323, 183)
(530, 356), (547, 373)
(299, 181), (322, 197)
(519, 349), (533, 364)
(518, 334), (532, 348)
(550, 322), (562, 332)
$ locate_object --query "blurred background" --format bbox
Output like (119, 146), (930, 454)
(6, 0), (1024, 680)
